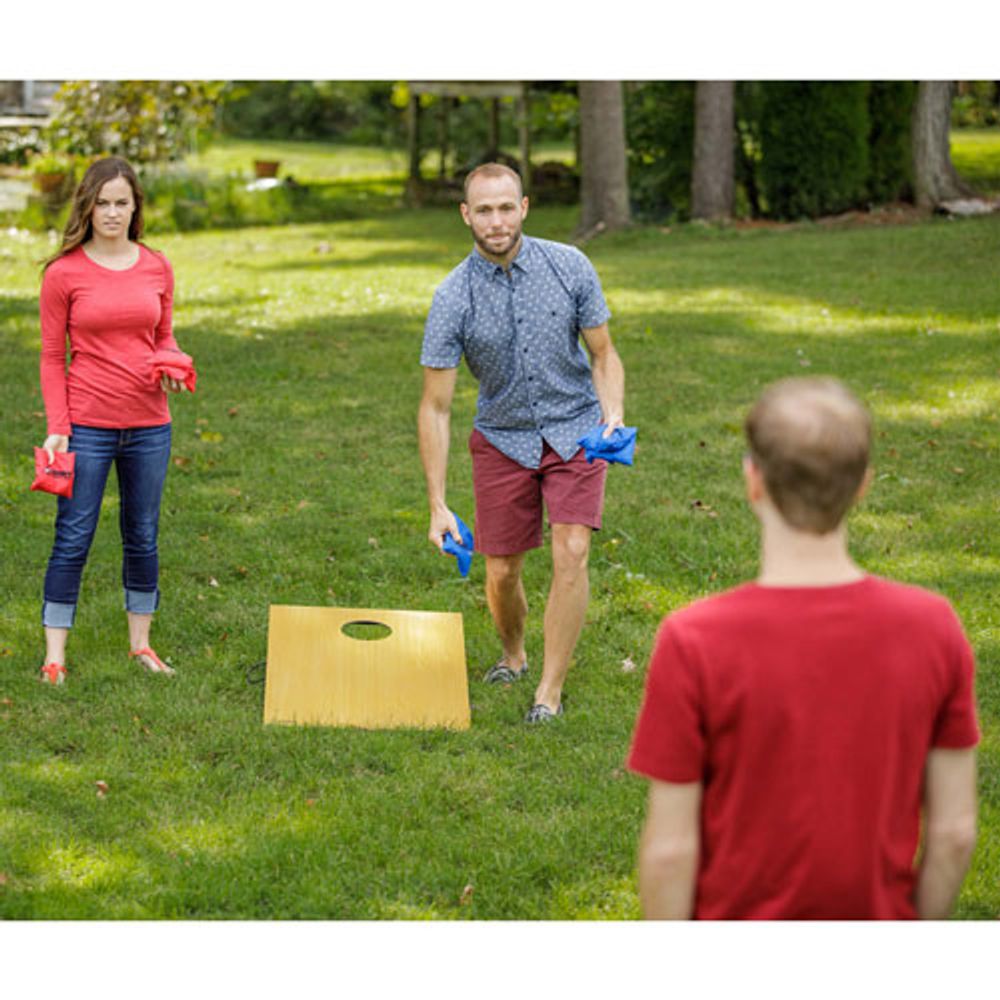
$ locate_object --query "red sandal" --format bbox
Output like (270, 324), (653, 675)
(40, 662), (67, 685)
(129, 647), (176, 676)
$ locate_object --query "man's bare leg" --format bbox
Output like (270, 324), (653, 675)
(534, 522), (592, 711)
(485, 552), (529, 669)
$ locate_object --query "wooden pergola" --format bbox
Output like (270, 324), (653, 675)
(406, 81), (532, 199)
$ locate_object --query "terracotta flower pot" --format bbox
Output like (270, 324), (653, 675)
(34, 172), (68, 194)
(253, 160), (280, 179)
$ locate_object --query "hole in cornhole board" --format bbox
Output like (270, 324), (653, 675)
(340, 620), (393, 641)
(264, 605), (470, 730)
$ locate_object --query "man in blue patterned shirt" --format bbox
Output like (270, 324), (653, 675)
(418, 163), (626, 723)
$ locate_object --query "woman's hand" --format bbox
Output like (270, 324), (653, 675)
(160, 374), (185, 393)
(42, 434), (69, 463)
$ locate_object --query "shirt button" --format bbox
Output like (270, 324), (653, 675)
(517, 318), (523, 324)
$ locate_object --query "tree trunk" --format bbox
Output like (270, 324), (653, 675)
(912, 81), (976, 208)
(578, 81), (631, 235)
(691, 81), (735, 221)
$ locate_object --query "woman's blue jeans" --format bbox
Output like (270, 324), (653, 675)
(42, 423), (171, 628)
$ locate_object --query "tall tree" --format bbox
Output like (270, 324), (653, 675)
(578, 81), (631, 235)
(912, 81), (976, 208)
(691, 81), (735, 221)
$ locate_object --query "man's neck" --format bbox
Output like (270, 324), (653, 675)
(757, 516), (865, 587)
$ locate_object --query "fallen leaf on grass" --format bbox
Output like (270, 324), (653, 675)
(0, 872), (8, 886)
(297, 499), (312, 511)
(1, 697), (12, 706)
(368, 536), (379, 548)
(236, 566), (249, 576)
(209, 577), (219, 588)
(227, 407), (240, 418)
(172, 455), (191, 468)
(198, 430), (223, 444)
(459, 884), (474, 906)
(305, 799), (317, 808)
(621, 656), (637, 673)
(95, 781), (109, 798)
(953, 468), (965, 475)
(0, 648), (13, 658)
(690, 499), (719, 518)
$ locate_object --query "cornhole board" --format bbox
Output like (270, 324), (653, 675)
(264, 605), (470, 730)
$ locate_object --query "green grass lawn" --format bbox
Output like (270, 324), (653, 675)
(951, 127), (1000, 195)
(1, 205), (998, 919)
(186, 136), (575, 183)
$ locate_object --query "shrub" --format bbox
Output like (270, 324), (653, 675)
(47, 81), (224, 163)
(758, 82), (870, 219)
(133, 166), (387, 233)
(867, 82), (915, 204)
(0, 125), (44, 166)
(951, 82), (1000, 127)
(625, 81), (696, 221)
(219, 82), (404, 147)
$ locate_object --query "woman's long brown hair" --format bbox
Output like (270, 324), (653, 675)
(42, 156), (146, 270)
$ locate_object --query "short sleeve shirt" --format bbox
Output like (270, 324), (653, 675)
(421, 236), (611, 469)
(627, 576), (980, 920)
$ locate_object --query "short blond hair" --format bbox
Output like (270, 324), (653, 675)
(745, 377), (872, 533)
(463, 162), (523, 202)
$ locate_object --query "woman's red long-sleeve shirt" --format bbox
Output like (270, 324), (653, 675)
(39, 244), (179, 435)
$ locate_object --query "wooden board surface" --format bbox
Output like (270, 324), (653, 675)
(264, 605), (470, 730)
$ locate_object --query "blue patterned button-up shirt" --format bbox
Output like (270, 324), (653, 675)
(421, 236), (611, 469)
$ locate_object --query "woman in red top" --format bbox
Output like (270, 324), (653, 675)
(38, 156), (190, 684)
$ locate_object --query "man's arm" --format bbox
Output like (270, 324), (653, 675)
(914, 747), (978, 919)
(417, 365), (461, 551)
(581, 323), (625, 437)
(637, 778), (702, 919)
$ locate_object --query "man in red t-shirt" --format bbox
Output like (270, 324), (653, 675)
(628, 377), (979, 919)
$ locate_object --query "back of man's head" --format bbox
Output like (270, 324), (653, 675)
(745, 377), (872, 534)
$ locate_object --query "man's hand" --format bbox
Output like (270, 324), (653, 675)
(42, 434), (69, 463)
(428, 505), (461, 553)
(160, 374), (186, 393)
(601, 413), (626, 438)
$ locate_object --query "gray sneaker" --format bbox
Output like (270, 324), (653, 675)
(524, 702), (563, 724)
(483, 658), (529, 684)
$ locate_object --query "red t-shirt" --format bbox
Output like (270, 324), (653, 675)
(39, 244), (179, 435)
(627, 575), (979, 920)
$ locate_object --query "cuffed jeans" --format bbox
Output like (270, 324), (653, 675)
(42, 423), (171, 628)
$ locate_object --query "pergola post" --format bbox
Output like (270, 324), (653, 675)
(438, 97), (450, 179)
(518, 86), (531, 198)
(406, 92), (421, 204)
(488, 98), (500, 153)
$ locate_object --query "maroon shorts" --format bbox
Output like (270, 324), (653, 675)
(469, 428), (607, 556)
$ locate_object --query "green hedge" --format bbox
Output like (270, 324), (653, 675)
(867, 81), (915, 204)
(625, 81), (696, 221)
(759, 82), (870, 219)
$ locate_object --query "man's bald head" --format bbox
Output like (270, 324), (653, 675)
(463, 162), (523, 203)
(745, 377), (872, 534)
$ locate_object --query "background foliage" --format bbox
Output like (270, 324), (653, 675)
(47, 81), (225, 164)
(758, 82), (871, 219)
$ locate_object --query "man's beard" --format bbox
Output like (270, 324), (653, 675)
(474, 226), (522, 260)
